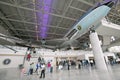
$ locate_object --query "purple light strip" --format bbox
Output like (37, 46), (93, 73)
(36, 0), (52, 39)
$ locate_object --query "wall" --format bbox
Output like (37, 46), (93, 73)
(0, 47), (116, 69)
(0, 48), (25, 69)
(84, 51), (116, 63)
(0, 55), (24, 69)
(0, 48), (88, 69)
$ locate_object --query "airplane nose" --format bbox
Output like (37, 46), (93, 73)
(104, 1), (115, 8)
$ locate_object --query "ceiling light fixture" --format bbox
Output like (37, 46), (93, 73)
(36, 0), (52, 39)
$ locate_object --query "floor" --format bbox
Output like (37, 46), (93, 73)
(1, 64), (120, 80)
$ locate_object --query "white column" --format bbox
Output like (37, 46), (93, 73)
(89, 31), (108, 71)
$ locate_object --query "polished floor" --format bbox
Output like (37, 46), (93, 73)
(1, 64), (120, 80)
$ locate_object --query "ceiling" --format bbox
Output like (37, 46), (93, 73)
(0, 0), (120, 49)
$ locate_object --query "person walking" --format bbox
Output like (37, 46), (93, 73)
(68, 61), (70, 70)
(29, 62), (34, 75)
(47, 62), (51, 73)
(90, 60), (94, 67)
(78, 61), (81, 69)
(38, 57), (41, 62)
(35, 62), (40, 74)
(40, 63), (46, 78)
(50, 60), (54, 73)
(27, 53), (31, 61)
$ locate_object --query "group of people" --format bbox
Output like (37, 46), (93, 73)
(26, 57), (54, 79)
(56, 59), (96, 71)
(26, 53), (47, 78)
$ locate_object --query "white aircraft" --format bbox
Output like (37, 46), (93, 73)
(43, 0), (118, 51)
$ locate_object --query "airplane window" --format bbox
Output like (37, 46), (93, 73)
(66, 29), (77, 39)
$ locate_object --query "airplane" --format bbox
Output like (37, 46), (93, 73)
(65, 0), (118, 40)
(0, 0), (118, 51)
(43, 0), (118, 51)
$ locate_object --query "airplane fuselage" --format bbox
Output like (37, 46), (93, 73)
(65, 1), (114, 40)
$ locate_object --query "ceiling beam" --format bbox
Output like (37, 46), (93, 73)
(0, 9), (19, 36)
(11, 28), (69, 33)
(18, 1), (34, 6)
(0, 17), (70, 30)
(70, 6), (86, 13)
(11, 29), (65, 36)
(109, 12), (120, 18)
(77, 0), (94, 6)
(13, 33), (64, 37)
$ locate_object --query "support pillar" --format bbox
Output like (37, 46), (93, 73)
(89, 31), (108, 71)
